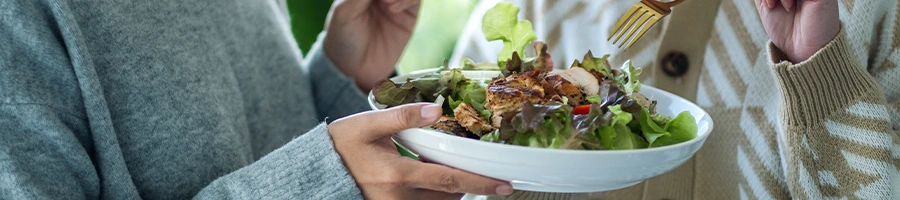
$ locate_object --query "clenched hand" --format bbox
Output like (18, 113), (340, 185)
(755, 0), (840, 63)
(324, 0), (419, 91)
(328, 103), (513, 199)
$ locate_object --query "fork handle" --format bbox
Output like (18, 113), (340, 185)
(643, 0), (686, 13)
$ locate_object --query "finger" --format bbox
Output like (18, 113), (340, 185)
(780, 0), (794, 11)
(415, 189), (465, 200)
(403, 159), (513, 196)
(405, 2), (420, 17)
(331, 0), (371, 17)
(754, 0), (774, 11)
(331, 103), (442, 142)
(325, 0), (372, 30)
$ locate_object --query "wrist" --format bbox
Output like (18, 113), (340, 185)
(770, 29), (877, 126)
(785, 25), (841, 64)
(768, 27), (845, 66)
(322, 35), (351, 78)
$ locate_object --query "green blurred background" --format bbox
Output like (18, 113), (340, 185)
(286, 0), (478, 75)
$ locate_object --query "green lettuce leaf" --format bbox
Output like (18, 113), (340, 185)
(462, 57), (503, 71)
(480, 129), (502, 142)
(638, 108), (667, 146)
(372, 79), (419, 107)
(501, 102), (574, 148)
(410, 77), (440, 102)
(586, 95), (602, 104)
(614, 60), (643, 94)
(503, 42), (553, 76)
(651, 114), (673, 126)
(638, 108), (698, 147)
(452, 83), (490, 120)
(638, 108), (664, 132)
(571, 51), (612, 77)
(437, 68), (467, 95)
(597, 125), (616, 149)
(586, 81), (620, 106)
(650, 111), (698, 147)
(595, 105), (645, 150)
(596, 123), (648, 150)
(482, 2), (537, 67)
(613, 123), (648, 150)
(608, 105), (632, 126)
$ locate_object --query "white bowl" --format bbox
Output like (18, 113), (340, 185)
(369, 69), (713, 193)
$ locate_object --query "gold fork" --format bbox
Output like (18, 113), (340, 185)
(608, 0), (686, 49)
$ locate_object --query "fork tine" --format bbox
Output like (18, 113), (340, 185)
(623, 14), (661, 49)
(608, 5), (642, 41)
(616, 9), (650, 47)
(612, 8), (647, 45)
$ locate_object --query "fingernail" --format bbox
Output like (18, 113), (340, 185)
(766, 1), (775, 9)
(496, 185), (513, 195)
(420, 104), (441, 121)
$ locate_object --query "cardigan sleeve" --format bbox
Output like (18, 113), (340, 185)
(769, 27), (900, 199)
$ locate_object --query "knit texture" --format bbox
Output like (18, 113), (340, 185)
(772, 30), (899, 199)
(456, 0), (900, 199)
(0, 0), (368, 199)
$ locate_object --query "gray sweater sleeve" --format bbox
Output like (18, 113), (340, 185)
(0, 108), (362, 200)
(0, 1), (364, 199)
(195, 124), (363, 199)
(0, 106), (101, 199)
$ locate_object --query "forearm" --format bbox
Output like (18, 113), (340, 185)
(304, 32), (370, 122)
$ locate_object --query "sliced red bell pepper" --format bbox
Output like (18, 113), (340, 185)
(572, 105), (591, 115)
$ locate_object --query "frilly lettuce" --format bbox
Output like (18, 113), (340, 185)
(614, 60), (643, 94)
(483, 2), (538, 67)
(373, 68), (491, 120)
(503, 42), (553, 76)
(571, 51), (612, 77)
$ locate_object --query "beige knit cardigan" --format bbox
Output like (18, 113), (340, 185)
(452, 0), (900, 199)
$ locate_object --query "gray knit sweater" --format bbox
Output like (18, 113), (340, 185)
(0, 0), (370, 199)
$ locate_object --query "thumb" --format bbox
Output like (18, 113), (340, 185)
(332, 103), (443, 143)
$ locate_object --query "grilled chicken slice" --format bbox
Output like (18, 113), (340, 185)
(485, 71), (546, 127)
(430, 116), (477, 139)
(555, 67), (600, 95)
(544, 74), (587, 106)
(545, 67), (600, 106)
(453, 103), (493, 136)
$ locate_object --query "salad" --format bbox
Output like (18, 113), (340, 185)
(372, 2), (697, 150)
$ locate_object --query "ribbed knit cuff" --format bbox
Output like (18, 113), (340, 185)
(770, 30), (879, 126)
